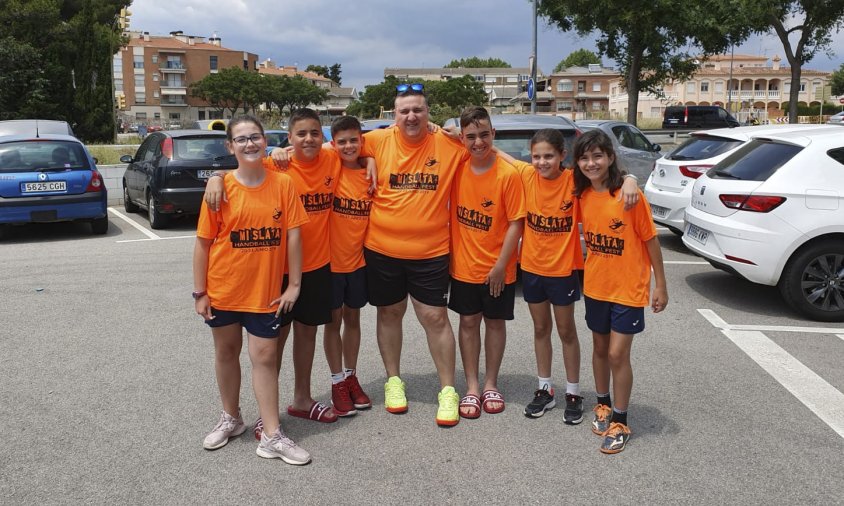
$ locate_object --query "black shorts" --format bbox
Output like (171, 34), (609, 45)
(285, 263), (332, 326)
(205, 308), (292, 338)
(331, 267), (368, 310)
(363, 248), (450, 307)
(448, 278), (516, 320)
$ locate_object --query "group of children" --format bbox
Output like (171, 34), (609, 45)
(192, 105), (668, 465)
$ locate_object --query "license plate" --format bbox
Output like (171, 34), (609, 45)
(22, 181), (66, 192)
(686, 223), (709, 245)
(651, 204), (668, 218)
(197, 170), (216, 179)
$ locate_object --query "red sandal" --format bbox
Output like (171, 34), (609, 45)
(459, 394), (482, 419)
(482, 390), (505, 414)
(287, 401), (338, 423)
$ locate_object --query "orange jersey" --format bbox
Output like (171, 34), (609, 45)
(514, 160), (583, 277)
(263, 149), (341, 272)
(450, 156), (526, 284)
(579, 187), (657, 307)
(197, 171), (309, 312)
(361, 128), (467, 259)
(329, 167), (372, 273)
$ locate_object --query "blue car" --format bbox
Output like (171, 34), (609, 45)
(0, 133), (108, 236)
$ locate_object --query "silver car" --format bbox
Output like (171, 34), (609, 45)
(575, 120), (662, 185)
(827, 111), (844, 125)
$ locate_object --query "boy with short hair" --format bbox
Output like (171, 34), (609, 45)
(449, 106), (525, 419)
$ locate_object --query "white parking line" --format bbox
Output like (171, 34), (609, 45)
(699, 309), (844, 439)
(117, 235), (195, 244)
(697, 311), (844, 334)
(838, 335), (844, 342)
(107, 208), (159, 240)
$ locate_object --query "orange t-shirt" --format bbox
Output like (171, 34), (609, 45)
(450, 156), (526, 284)
(197, 171), (309, 313)
(514, 160), (584, 277)
(263, 148), (341, 272)
(329, 166), (371, 273)
(579, 187), (657, 307)
(361, 128), (467, 259)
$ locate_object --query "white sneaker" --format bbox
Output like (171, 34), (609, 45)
(203, 409), (247, 450)
(256, 427), (311, 465)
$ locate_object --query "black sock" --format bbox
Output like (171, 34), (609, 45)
(611, 409), (628, 426)
(597, 394), (611, 407)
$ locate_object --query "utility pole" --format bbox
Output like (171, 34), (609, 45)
(531, 0), (537, 114)
(726, 44), (734, 113)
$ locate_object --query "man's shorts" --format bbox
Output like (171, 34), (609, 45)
(521, 271), (581, 306)
(286, 263), (332, 326)
(205, 308), (292, 338)
(331, 266), (368, 310)
(584, 296), (645, 335)
(363, 248), (449, 307)
(448, 278), (516, 320)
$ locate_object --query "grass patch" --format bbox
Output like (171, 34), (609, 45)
(87, 144), (138, 165)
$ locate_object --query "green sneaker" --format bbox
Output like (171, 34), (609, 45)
(436, 386), (460, 427)
(384, 376), (408, 414)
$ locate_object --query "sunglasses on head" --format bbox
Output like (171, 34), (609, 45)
(396, 83), (424, 94)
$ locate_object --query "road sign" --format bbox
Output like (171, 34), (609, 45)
(839, 97), (844, 104)
(527, 78), (535, 101)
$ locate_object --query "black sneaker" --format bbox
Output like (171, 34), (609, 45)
(524, 388), (556, 418)
(563, 394), (584, 425)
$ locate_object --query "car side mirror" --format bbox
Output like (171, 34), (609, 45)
(92, 157), (99, 164)
(653, 144), (662, 152)
(119, 155), (133, 163)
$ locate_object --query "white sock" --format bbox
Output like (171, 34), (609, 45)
(344, 368), (355, 379)
(565, 382), (580, 396)
(538, 377), (553, 392)
(331, 372), (345, 384)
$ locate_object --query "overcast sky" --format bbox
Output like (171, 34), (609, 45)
(128, 0), (843, 91)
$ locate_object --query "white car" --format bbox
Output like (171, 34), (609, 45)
(682, 126), (844, 321)
(644, 125), (829, 235)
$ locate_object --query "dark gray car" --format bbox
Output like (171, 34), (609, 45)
(575, 120), (662, 185)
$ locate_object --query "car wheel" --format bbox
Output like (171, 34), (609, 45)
(778, 239), (844, 322)
(147, 193), (169, 230)
(123, 183), (139, 213)
(91, 216), (108, 235)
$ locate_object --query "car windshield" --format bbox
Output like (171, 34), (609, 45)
(0, 140), (90, 173)
(709, 139), (802, 181)
(174, 137), (229, 160)
(265, 132), (287, 147)
(666, 135), (743, 161)
(494, 130), (575, 167)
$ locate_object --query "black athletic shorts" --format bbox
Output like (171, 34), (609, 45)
(448, 278), (516, 320)
(331, 266), (368, 310)
(285, 263), (332, 326)
(363, 248), (449, 307)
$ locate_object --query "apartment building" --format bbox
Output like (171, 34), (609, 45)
(257, 59), (358, 116)
(545, 64), (621, 119)
(114, 31), (259, 127)
(608, 54), (832, 119)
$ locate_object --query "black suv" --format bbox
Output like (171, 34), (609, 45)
(662, 106), (739, 129)
(120, 130), (237, 229)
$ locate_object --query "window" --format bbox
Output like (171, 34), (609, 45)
(154, 113), (161, 120)
(715, 82), (724, 93)
(473, 75), (484, 82)
(592, 82), (601, 92)
(506, 76), (517, 83)
(152, 74), (159, 82)
(799, 82), (806, 92)
(198, 110), (206, 120)
(136, 92), (146, 104)
(134, 76), (144, 87)
(577, 81), (586, 92)
(592, 101), (602, 111)
(135, 112), (147, 120)
(700, 82), (709, 92)
(687, 82), (696, 93)
(557, 101), (573, 111)
(485, 77), (496, 83)
(113, 57), (122, 73)
(210, 56), (218, 71)
(133, 55), (143, 69)
(114, 78), (123, 92)
(151, 55), (158, 64)
(169, 113), (180, 120)
(153, 90), (159, 98)
(557, 79), (572, 92)
(243, 60), (248, 70)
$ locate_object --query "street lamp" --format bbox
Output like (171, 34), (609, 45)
(531, 0), (537, 114)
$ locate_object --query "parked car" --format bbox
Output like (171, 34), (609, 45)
(360, 119), (394, 132)
(0, 119), (75, 137)
(264, 129), (288, 148)
(827, 111), (844, 125)
(278, 126), (333, 148)
(0, 128), (108, 237)
(575, 119), (661, 185)
(662, 105), (739, 129)
(120, 129), (237, 229)
(644, 124), (829, 235)
(682, 126), (844, 321)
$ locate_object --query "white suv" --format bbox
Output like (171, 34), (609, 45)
(682, 126), (844, 321)
(645, 125), (828, 235)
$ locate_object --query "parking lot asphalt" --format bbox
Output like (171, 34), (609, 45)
(1, 210), (842, 504)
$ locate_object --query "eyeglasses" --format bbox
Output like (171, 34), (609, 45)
(396, 83), (424, 95)
(232, 133), (264, 146)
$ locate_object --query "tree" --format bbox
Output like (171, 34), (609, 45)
(554, 49), (601, 72)
(328, 63), (342, 85)
(444, 57), (511, 68)
(831, 63), (844, 97)
(305, 63), (342, 84)
(538, 0), (753, 123)
(745, 1), (844, 123)
(306, 64), (329, 78)
(0, 37), (49, 120)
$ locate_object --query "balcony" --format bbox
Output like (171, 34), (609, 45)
(160, 85), (187, 95)
(160, 97), (188, 107)
(160, 62), (186, 73)
(768, 91), (780, 99)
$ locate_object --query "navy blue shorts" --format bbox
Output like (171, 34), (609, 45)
(584, 296), (645, 335)
(205, 308), (293, 338)
(448, 278), (516, 320)
(331, 267), (368, 310)
(521, 271), (581, 306)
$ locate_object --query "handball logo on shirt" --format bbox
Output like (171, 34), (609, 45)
(560, 200), (573, 212)
(608, 218), (627, 234)
(425, 157), (439, 168)
(333, 195), (372, 217)
(229, 227), (282, 249)
(389, 172), (439, 191)
(456, 205), (492, 232)
(584, 231), (625, 256)
(526, 212), (573, 234)
(300, 192), (333, 213)
(272, 208), (282, 222)
(324, 176), (334, 187)
(481, 197), (495, 209)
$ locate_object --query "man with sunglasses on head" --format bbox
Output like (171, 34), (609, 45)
(360, 83), (469, 427)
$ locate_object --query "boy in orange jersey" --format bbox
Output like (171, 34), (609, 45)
(324, 116), (373, 414)
(448, 107), (525, 419)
